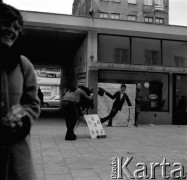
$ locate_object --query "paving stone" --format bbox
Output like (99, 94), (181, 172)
(70, 169), (98, 177)
(45, 174), (73, 180)
(31, 117), (187, 180)
(73, 177), (100, 180)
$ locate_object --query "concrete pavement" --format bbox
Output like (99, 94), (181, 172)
(31, 116), (187, 180)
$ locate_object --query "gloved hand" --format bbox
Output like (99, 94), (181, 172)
(1, 104), (25, 129)
(0, 104), (31, 145)
(98, 87), (106, 96)
(98, 87), (106, 92)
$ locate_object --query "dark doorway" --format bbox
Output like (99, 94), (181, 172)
(19, 27), (87, 117)
(173, 74), (187, 125)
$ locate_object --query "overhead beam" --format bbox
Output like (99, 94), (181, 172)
(21, 10), (187, 41)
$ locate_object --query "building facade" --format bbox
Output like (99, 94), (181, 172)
(21, 11), (186, 125)
(72, 0), (169, 24)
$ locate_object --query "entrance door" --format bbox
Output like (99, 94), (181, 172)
(173, 74), (187, 125)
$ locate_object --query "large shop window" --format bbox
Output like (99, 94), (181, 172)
(132, 38), (161, 65)
(163, 40), (187, 68)
(99, 70), (169, 112)
(98, 35), (130, 63)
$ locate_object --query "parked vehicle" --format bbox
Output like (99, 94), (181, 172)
(43, 95), (60, 107)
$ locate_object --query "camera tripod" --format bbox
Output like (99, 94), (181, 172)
(73, 108), (89, 132)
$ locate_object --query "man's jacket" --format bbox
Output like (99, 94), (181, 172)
(105, 91), (131, 111)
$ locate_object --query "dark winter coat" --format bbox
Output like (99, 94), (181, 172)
(0, 54), (40, 180)
(135, 89), (142, 113)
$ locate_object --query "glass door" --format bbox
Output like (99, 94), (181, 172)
(173, 74), (187, 125)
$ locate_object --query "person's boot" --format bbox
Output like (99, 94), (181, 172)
(72, 132), (77, 139)
(65, 131), (76, 140)
(107, 118), (112, 127)
(65, 134), (76, 141)
(134, 119), (138, 127)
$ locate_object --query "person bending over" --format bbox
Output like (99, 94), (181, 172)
(62, 86), (93, 140)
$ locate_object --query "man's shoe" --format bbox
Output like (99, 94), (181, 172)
(72, 133), (77, 138)
(100, 118), (107, 123)
(65, 136), (76, 141)
(107, 124), (112, 127)
(134, 124), (138, 127)
(65, 134), (77, 141)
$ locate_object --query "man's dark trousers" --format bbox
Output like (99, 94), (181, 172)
(100, 108), (118, 126)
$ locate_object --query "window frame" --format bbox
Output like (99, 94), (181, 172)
(98, 34), (131, 64)
(111, 0), (121, 3)
(99, 12), (109, 18)
(144, 16), (153, 23)
(111, 13), (120, 19)
(127, 15), (137, 21)
(155, 0), (163, 5)
(155, 18), (164, 24)
(131, 37), (162, 66)
(127, 0), (137, 4)
(144, 0), (153, 6)
(162, 40), (187, 68)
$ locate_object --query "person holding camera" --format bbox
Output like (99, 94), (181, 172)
(62, 86), (93, 140)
